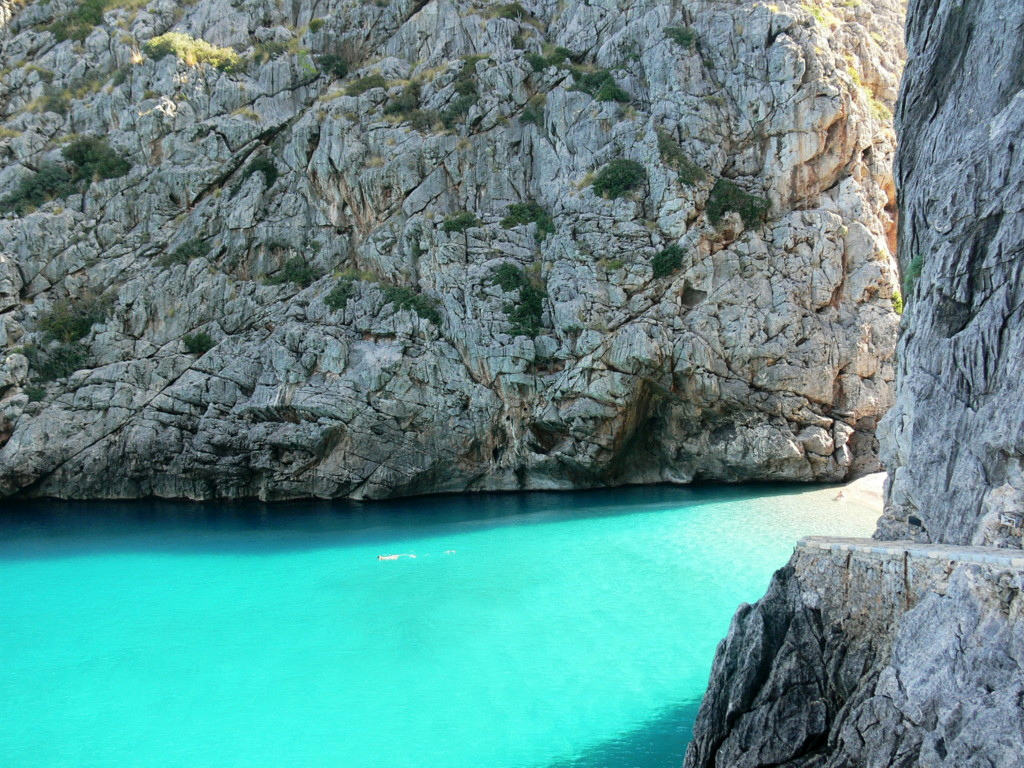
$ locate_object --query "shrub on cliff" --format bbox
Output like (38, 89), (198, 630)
(490, 263), (546, 337)
(324, 276), (358, 311)
(902, 254), (924, 298)
(44, 0), (106, 42)
(265, 257), (323, 287)
(346, 74), (387, 96)
(39, 295), (109, 342)
(706, 179), (769, 227)
(318, 54), (349, 79)
(571, 70), (629, 103)
(442, 212), (478, 233)
(652, 245), (684, 278)
(22, 342), (89, 381)
(381, 286), (442, 326)
(156, 240), (210, 268)
(183, 331), (215, 355)
(521, 94), (546, 126)
(591, 159), (646, 199)
(492, 2), (528, 19)
(144, 32), (242, 73)
(62, 137), (130, 183)
(665, 27), (697, 50)
(243, 156), (279, 189)
(501, 200), (555, 242)
(656, 127), (706, 187)
(384, 82), (421, 116)
(0, 162), (75, 215)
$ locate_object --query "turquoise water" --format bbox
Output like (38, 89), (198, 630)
(0, 485), (877, 768)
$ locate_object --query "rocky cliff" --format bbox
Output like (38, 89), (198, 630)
(0, 0), (902, 500)
(684, 1), (1024, 765)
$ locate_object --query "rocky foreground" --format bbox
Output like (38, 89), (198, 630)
(684, 1), (1024, 765)
(0, 0), (902, 499)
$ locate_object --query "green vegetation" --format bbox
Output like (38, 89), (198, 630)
(440, 64), (479, 129)
(243, 156), (279, 188)
(265, 257), (323, 287)
(0, 162), (75, 215)
(39, 86), (70, 116)
(24, 296), (108, 380)
(251, 40), (295, 63)
(656, 127), (706, 186)
(706, 179), (770, 227)
(501, 200), (554, 242)
(156, 239), (209, 268)
(492, 2), (528, 19)
(318, 54), (349, 79)
(521, 94), (545, 126)
(144, 32), (242, 73)
(62, 137), (130, 183)
(383, 82), (434, 128)
(591, 159), (646, 199)
(183, 331), (215, 355)
(24, 384), (47, 402)
(665, 26), (697, 50)
(891, 290), (903, 315)
(405, 109), (440, 131)
(308, 18), (326, 33)
(44, 0), (106, 43)
(346, 73), (387, 96)
(526, 45), (579, 71)
(22, 342), (89, 381)
(571, 69), (629, 103)
(490, 263), (546, 337)
(39, 295), (109, 342)
(381, 286), (442, 325)
(870, 97), (893, 123)
(525, 52), (548, 72)
(902, 254), (923, 297)
(324, 275), (358, 311)
(442, 211), (478, 233)
(652, 245), (683, 278)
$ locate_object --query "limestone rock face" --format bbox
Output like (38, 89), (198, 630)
(685, 544), (1024, 768)
(0, 0), (902, 499)
(684, 1), (1024, 765)
(876, 0), (1024, 548)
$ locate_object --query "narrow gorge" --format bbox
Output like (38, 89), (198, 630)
(684, 0), (1024, 765)
(0, 0), (904, 500)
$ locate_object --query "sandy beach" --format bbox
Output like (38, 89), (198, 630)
(781, 472), (887, 534)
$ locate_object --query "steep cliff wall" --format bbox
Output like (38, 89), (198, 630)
(0, 0), (901, 499)
(876, 0), (1024, 549)
(685, 1), (1024, 765)
(687, 541), (1024, 768)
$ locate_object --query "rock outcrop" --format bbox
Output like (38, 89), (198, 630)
(685, 1), (1024, 765)
(876, 0), (1024, 549)
(0, 0), (903, 499)
(687, 540), (1024, 768)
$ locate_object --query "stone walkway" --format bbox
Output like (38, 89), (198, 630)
(799, 536), (1024, 568)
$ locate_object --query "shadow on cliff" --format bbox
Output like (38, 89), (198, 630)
(544, 700), (700, 768)
(1, 482), (835, 560)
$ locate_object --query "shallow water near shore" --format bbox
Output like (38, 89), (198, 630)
(0, 484), (877, 768)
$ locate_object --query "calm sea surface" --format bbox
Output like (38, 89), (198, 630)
(0, 485), (877, 768)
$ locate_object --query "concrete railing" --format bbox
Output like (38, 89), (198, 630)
(798, 536), (1024, 568)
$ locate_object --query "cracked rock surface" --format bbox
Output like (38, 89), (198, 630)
(685, 546), (1024, 768)
(0, 0), (902, 499)
(685, 1), (1024, 765)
